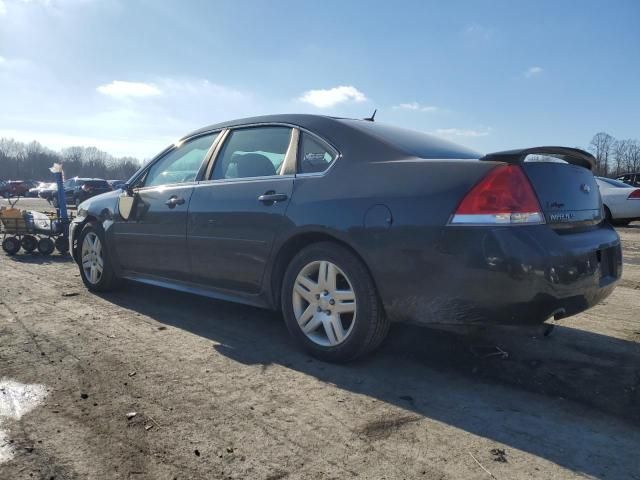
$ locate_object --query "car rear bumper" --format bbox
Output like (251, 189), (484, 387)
(375, 223), (622, 326)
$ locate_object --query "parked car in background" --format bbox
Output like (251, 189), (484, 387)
(53, 178), (112, 208)
(70, 114), (621, 361)
(616, 172), (640, 187)
(107, 180), (126, 190)
(1, 180), (30, 198)
(28, 182), (50, 197)
(596, 177), (640, 225)
(39, 183), (58, 203)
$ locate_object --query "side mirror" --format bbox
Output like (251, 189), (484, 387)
(117, 187), (136, 221)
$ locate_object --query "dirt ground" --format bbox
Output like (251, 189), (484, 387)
(1, 198), (639, 480)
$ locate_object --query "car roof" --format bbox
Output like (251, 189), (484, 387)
(181, 114), (480, 161)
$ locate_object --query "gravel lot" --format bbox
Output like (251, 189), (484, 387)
(1, 198), (639, 479)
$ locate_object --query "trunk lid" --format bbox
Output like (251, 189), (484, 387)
(481, 147), (602, 228)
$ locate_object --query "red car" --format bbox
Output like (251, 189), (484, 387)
(0, 181), (30, 198)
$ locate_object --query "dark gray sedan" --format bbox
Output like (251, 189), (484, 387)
(70, 114), (621, 361)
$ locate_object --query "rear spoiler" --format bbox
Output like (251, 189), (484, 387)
(480, 146), (595, 171)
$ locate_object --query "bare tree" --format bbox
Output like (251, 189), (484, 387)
(612, 139), (631, 177)
(626, 140), (640, 173)
(0, 138), (141, 181)
(589, 132), (615, 176)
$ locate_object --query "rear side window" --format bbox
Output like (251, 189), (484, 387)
(212, 126), (292, 180)
(298, 132), (337, 174)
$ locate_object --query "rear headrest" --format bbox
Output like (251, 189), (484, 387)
(230, 153), (277, 178)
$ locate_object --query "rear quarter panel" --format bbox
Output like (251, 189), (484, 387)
(276, 157), (498, 312)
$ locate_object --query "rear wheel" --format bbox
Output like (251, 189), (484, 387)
(2, 236), (21, 255)
(281, 242), (389, 362)
(21, 235), (38, 253)
(604, 205), (613, 223)
(55, 236), (69, 254)
(37, 237), (55, 255)
(77, 223), (118, 291)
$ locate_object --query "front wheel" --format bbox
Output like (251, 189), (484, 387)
(77, 223), (119, 291)
(281, 242), (389, 362)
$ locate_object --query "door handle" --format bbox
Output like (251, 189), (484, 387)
(165, 196), (186, 209)
(258, 192), (288, 204)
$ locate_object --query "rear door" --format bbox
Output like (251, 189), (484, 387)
(112, 132), (218, 281)
(187, 126), (296, 294)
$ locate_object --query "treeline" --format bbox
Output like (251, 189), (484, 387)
(1, 132), (638, 182)
(589, 132), (640, 177)
(0, 138), (142, 181)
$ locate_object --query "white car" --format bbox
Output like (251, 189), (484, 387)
(596, 177), (640, 225)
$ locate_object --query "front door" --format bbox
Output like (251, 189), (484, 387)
(187, 126), (295, 294)
(112, 132), (218, 280)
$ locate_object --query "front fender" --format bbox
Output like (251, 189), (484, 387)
(71, 190), (121, 263)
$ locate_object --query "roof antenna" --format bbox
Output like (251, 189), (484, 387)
(363, 109), (377, 122)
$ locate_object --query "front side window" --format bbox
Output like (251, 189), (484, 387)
(144, 133), (218, 188)
(211, 126), (292, 180)
(298, 132), (337, 174)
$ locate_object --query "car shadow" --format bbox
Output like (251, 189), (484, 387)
(99, 283), (640, 479)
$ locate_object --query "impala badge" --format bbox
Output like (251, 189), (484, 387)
(580, 183), (591, 193)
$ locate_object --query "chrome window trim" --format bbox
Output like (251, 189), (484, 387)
(280, 128), (300, 175)
(294, 127), (341, 178)
(201, 123), (298, 183)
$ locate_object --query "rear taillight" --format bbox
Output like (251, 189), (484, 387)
(450, 164), (544, 225)
(628, 189), (640, 199)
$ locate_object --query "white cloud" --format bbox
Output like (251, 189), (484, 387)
(434, 128), (491, 138)
(464, 23), (492, 41)
(0, 0), (6, 16)
(298, 85), (367, 108)
(525, 66), (543, 78)
(97, 80), (163, 98)
(394, 102), (439, 112)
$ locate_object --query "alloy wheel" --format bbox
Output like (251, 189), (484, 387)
(292, 260), (357, 347)
(81, 232), (104, 285)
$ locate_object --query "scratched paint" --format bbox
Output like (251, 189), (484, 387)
(0, 378), (48, 464)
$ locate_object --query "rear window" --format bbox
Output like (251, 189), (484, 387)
(341, 120), (480, 159)
(82, 180), (109, 188)
(597, 177), (632, 188)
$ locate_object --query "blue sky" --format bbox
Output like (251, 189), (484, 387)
(0, 0), (639, 159)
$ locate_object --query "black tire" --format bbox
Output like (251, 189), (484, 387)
(21, 235), (38, 253)
(37, 237), (55, 255)
(2, 236), (21, 255)
(55, 236), (69, 254)
(281, 242), (390, 362)
(77, 222), (119, 292)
